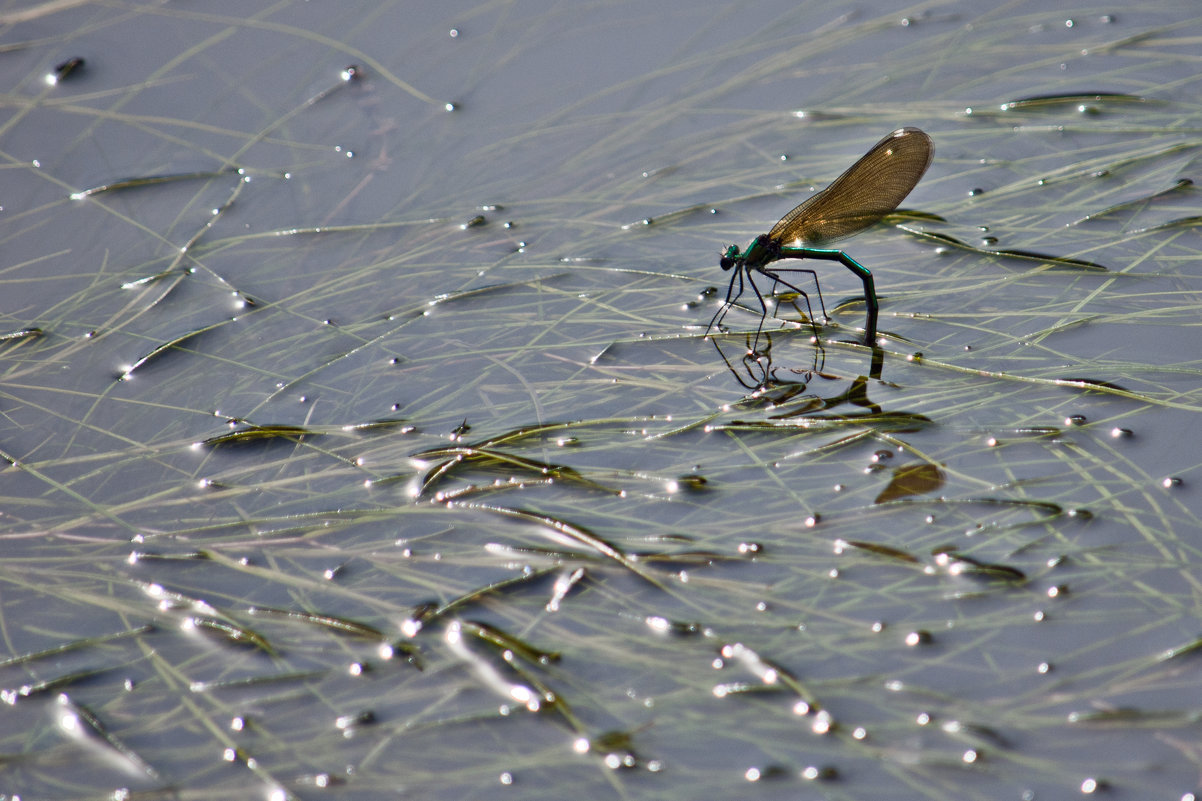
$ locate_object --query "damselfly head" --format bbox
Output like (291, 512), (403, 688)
(719, 245), (740, 270)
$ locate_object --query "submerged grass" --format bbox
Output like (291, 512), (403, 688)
(2, 2), (1202, 800)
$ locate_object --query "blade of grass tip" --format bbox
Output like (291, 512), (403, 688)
(460, 619), (560, 665)
(1157, 635), (1202, 662)
(4, 668), (111, 704)
(1055, 378), (1129, 391)
(117, 327), (213, 381)
(835, 538), (921, 563)
(1127, 214), (1202, 235)
(932, 549), (1026, 582)
(185, 616), (277, 656)
(398, 570), (560, 638)
(416, 454), (462, 496)
(55, 693), (159, 779)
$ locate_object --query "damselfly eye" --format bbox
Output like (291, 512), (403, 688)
(719, 256), (734, 270)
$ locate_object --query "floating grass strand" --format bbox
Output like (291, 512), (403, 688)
(188, 671), (325, 693)
(245, 606), (385, 640)
(454, 503), (664, 587)
(836, 539), (921, 563)
(415, 445), (618, 497)
(1000, 92), (1148, 111)
(128, 549), (211, 563)
(1069, 178), (1193, 226)
(619, 202), (712, 230)
(399, 568), (561, 638)
(117, 326), (214, 381)
(0, 327), (43, 343)
(0, 625), (153, 668)
(1067, 707), (1201, 726)
(2, 668), (112, 703)
(896, 225), (1109, 270)
(885, 350), (1196, 411)
(714, 411), (932, 432)
(430, 567), (558, 625)
(198, 424), (318, 447)
(70, 168), (240, 199)
(1125, 214), (1202, 235)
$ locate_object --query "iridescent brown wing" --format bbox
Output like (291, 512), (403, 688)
(768, 127), (933, 247)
